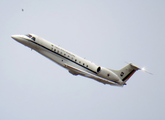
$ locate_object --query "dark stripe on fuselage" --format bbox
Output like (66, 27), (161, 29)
(24, 38), (97, 74)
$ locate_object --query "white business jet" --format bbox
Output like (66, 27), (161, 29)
(11, 34), (140, 86)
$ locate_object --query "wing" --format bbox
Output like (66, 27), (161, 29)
(64, 63), (121, 86)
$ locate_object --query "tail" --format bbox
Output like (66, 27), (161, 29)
(110, 63), (140, 83)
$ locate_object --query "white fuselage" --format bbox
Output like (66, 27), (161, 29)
(11, 34), (124, 85)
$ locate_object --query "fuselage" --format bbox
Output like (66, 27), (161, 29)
(11, 34), (124, 85)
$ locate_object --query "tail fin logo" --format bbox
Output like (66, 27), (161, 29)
(120, 72), (124, 77)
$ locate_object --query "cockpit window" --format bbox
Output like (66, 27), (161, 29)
(26, 34), (35, 41)
(26, 34), (32, 38)
(31, 37), (35, 41)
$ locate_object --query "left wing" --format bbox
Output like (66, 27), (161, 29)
(64, 63), (121, 86)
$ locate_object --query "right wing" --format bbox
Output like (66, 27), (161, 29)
(64, 63), (121, 86)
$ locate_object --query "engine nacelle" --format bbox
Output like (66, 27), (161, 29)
(97, 67), (120, 83)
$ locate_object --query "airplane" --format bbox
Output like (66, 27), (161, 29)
(11, 34), (141, 86)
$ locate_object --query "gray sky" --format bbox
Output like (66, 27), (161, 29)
(1, 0), (165, 120)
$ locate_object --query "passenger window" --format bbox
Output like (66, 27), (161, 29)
(86, 65), (88, 67)
(75, 59), (77, 62)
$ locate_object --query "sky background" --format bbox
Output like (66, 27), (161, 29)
(0, 0), (165, 120)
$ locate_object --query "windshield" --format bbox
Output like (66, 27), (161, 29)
(26, 34), (35, 41)
(26, 34), (32, 38)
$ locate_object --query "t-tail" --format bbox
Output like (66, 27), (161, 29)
(110, 63), (140, 84)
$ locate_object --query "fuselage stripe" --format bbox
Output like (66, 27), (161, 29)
(25, 39), (97, 74)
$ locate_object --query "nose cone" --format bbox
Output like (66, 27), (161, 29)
(11, 35), (19, 41)
(11, 35), (24, 43)
(11, 34), (30, 47)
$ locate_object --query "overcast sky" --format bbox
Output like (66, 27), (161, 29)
(1, 0), (165, 120)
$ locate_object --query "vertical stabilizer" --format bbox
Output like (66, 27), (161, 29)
(110, 63), (140, 83)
